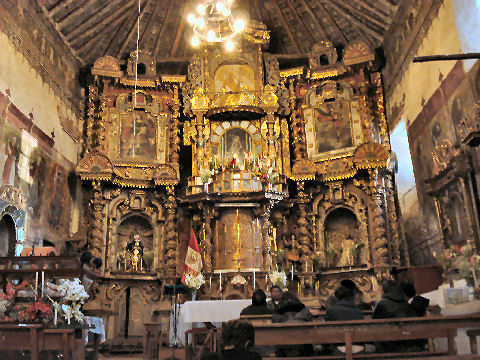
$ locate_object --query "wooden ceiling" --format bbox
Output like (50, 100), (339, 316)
(40, 0), (401, 65)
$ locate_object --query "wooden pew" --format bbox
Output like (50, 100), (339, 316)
(241, 310), (373, 324)
(0, 323), (42, 360)
(252, 314), (480, 360)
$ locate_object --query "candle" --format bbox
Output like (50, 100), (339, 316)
(209, 276), (212, 289)
(291, 265), (294, 280)
(41, 271), (44, 297)
(54, 308), (57, 326)
(473, 268), (478, 288)
(140, 258), (143, 271)
(253, 270), (256, 290)
(124, 255), (126, 270)
(219, 272), (222, 292)
(35, 272), (38, 294)
(305, 261), (307, 273)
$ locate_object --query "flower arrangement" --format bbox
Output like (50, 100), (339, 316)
(183, 272), (205, 290)
(255, 156), (278, 184)
(268, 270), (287, 288)
(49, 278), (89, 325)
(434, 244), (480, 287)
(199, 166), (214, 184)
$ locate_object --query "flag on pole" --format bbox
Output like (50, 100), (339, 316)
(182, 229), (203, 283)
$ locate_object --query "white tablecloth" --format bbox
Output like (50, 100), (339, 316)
(169, 299), (253, 346)
(85, 316), (106, 344)
(183, 299), (252, 323)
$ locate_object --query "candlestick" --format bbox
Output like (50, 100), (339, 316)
(473, 268), (478, 288)
(54, 308), (57, 326)
(209, 276), (212, 289)
(291, 264), (294, 280)
(41, 271), (44, 297)
(253, 270), (256, 290)
(140, 258), (143, 271)
(305, 261), (307, 273)
(219, 272), (222, 292)
(35, 272), (38, 294)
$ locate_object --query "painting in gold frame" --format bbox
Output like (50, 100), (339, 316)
(119, 111), (157, 160)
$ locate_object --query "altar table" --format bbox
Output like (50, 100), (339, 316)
(169, 299), (252, 346)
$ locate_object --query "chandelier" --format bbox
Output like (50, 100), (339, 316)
(187, 0), (246, 51)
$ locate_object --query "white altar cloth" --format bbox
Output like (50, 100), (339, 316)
(183, 299), (252, 323)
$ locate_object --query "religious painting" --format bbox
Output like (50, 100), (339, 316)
(48, 165), (67, 229)
(28, 149), (48, 219)
(221, 127), (252, 165)
(214, 64), (255, 93)
(0, 127), (21, 187)
(314, 100), (352, 154)
(119, 111), (156, 160)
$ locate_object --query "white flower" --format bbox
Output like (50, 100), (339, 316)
(269, 270), (287, 287)
(184, 272), (205, 290)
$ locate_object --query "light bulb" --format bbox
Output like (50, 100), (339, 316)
(225, 40), (234, 51)
(187, 14), (195, 24)
(207, 30), (215, 42)
(197, 4), (205, 14)
(196, 17), (205, 29)
(216, 2), (225, 12)
(234, 19), (245, 32)
(222, 8), (230, 16)
(191, 36), (200, 47)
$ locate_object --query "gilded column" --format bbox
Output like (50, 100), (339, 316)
(297, 181), (312, 271)
(164, 185), (177, 275)
(385, 172), (400, 266)
(289, 79), (305, 160)
(86, 83), (98, 152)
(372, 73), (390, 147)
(169, 85), (181, 167)
(261, 202), (274, 270)
(202, 206), (216, 273)
(266, 113), (276, 159)
(89, 181), (105, 259)
(368, 170), (389, 267)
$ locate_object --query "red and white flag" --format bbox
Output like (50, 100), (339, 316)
(182, 229), (203, 283)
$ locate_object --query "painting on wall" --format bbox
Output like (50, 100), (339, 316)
(0, 128), (21, 187)
(214, 64), (255, 93)
(314, 100), (352, 154)
(28, 149), (49, 219)
(120, 111), (157, 160)
(221, 127), (252, 165)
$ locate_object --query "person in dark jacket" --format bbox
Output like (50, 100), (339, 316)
(240, 289), (273, 316)
(200, 320), (261, 360)
(273, 292), (313, 357)
(372, 280), (416, 319)
(401, 282), (430, 317)
(267, 285), (283, 311)
(325, 286), (363, 321)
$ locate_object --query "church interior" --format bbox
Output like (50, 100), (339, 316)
(1, 0), (480, 359)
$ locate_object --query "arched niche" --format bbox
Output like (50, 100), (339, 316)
(221, 127), (253, 165)
(115, 214), (154, 271)
(0, 214), (16, 256)
(324, 207), (364, 267)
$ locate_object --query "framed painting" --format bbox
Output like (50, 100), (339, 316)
(221, 127), (252, 165)
(119, 111), (157, 160)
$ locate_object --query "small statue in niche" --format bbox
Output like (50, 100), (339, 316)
(126, 233), (144, 271)
(339, 226), (355, 267)
(284, 233), (301, 271)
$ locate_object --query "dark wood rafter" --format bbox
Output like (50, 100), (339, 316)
(139, 0), (162, 48)
(254, 0), (288, 53)
(55, 0), (93, 29)
(67, 1), (132, 44)
(103, 16), (131, 58)
(349, 0), (392, 25)
(117, 0), (150, 58)
(335, 0), (388, 32)
(284, 0), (317, 45)
(168, 1), (188, 58)
(328, 1), (383, 44)
(295, 0), (329, 42)
(315, 0), (348, 44)
(270, 0), (302, 53)
(48, 0), (77, 17)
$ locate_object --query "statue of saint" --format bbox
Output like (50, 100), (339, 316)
(284, 233), (300, 270)
(339, 227), (354, 266)
(126, 234), (144, 271)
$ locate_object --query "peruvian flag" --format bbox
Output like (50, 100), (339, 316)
(181, 229), (203, 283)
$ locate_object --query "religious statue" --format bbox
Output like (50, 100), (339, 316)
(284, 233), (301, 271)
(126, 234), (144, 271)
(339, 226), (354, 266)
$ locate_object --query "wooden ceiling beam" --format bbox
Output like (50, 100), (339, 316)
(117, 0), (150, 58)
(336, 0), (388, 30)
(66, 1), (131, 42)
(56, 0), (93, 29)
(48, 0), (76, 17)
(103, 16), (130, 57)
(139, 0), (162, 48)
(270, 0), (302, 53)
(169, 1), (188, 57)
(329, 1), (384, 43)
(374, 0), (398, 14)
(315, 0), (348, 44)
(295, 0), (329, 42)
(254, 0), (288, 53)
(74, 10), (132, 52)
(153, 0), (176, 58)
(349, 0), (391, 24)
(284, 0), (317, 45)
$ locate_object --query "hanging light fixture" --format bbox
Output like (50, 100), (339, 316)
(187, 0), (246, 51)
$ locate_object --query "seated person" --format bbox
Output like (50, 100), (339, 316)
(267, 285), (282, 311)
(325, 286), (363, 321)
(373, 280), (416, 319)
(201, 320), (261, 360)
(373, 280), (420, 353)
(401, 282), (430, 316)
(273, 292), (313, 357)
(240, 289), (273, 316)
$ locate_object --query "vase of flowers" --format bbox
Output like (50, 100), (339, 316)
(49, 278), (89, 326)
(183, 272), (205, 301)
(434, 244), (480, 288)
(268, 270), (287, 288)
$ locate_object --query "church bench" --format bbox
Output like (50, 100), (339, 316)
(252, 314), (480, 360)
